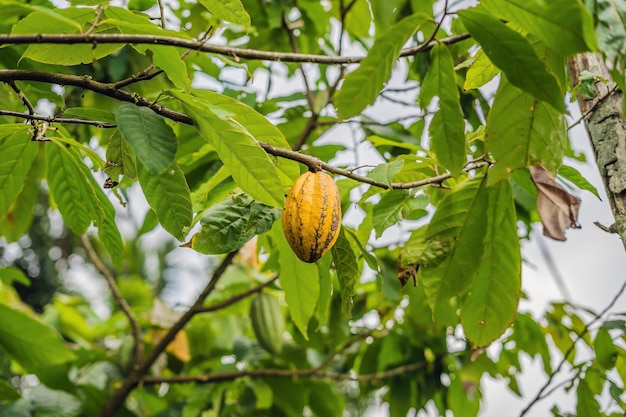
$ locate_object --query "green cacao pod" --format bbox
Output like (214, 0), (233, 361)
(282, 170), (342, 263)
(250, 292), (285, 355)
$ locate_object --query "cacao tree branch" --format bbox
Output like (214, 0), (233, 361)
(519, 277), (626, 416)
(0, 32), (471, 64)
(99, 251), (238, 417)
(5, 81), (39, 137)
(194, 275), (279, 313)
(0, 101), (485, 190)
(80, 235), (143, 367)
(259, 142), (490, 189)
(140, 358), (433, 384)
(567, 53), (626, 250)
(0, 69), (192, 124)
(0, 109), (116, 128)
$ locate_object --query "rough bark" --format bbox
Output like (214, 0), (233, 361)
(568, 53), (626, 250)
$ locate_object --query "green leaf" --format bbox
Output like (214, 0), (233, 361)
(594, 327), (617, 370)
(335, 13), (428, 119)
(331, 228), (359, 317)
(272, 222), (319, 338)
(189, 89), (300, 185)
(171, 91), (287, 207)
(138, 162), (192, 241)
(315, 254), (333, 329)
(0, 130), (38, 219)
(486, 78), (567, 184)
(558, 165), (601, 199)
(464, 48), (500, 90)
(197, 0), (251, 26)
(0, 379), (20, 402)
(420, 44), (466, 174)
(367, 160), (404, 187)
(27, 385), (81, 417)
(144, 45), (192, 91)
(372, 190), (411, 238)
(596, 0), (626, 66)
(481, 0), (597, 56)
(61, 107), (116, 125)
(511, 313), (552, 374)
(0, 267), (30, 287)
(105, 130), (137, 179)
(309, 382), (345, 417)
(458, 8), (566, 113)
(48, 140), (123, 265)
(461, 179), (521, 348)
(12, 8), (123, 65)
(115, 103), (177, 175)
(576, 379), (602, 417)
(190, 194), (281, 254)
(46, 142), (98, 234)
(421, 175), (489, 312)
(402, 226), (453, 268)
(0, 304), (76, 372)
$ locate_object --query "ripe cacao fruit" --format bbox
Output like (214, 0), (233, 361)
(282, 170), (342, 263)
(250, 292), (285, 355)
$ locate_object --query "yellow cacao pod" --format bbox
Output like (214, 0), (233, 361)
(282, 170), (342, 263)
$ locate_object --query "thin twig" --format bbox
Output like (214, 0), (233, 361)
(380, 91), (420, 107)
(1, 104), (478, 190)
(0, 109), (116, 128)
(156, 0), (167, 29)
(194, 275), (279, 313)
(84, 7), (104, 36)
(0, 70), (191, 124)
(519, 277), (626, 416)
(567, 84), (619, 131)
(113, 28), (213, 90)
(80, 235), (143, 366)
(142, 358), (432, 385)
(259, 142), (490, 189)
(98, 251), (238, 417)
(5, 80), (40, 137)
(0, 32), (471, 64)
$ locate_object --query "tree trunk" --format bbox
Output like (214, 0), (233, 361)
(567, 53), (626, 251)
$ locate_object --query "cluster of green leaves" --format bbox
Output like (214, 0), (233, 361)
(0, 0), (624, 416)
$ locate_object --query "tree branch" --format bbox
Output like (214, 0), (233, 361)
(519, 277), (626, 416)
(80, 235), (143, 367)
(0, 70), (192, 124)
(0, 32), (470, 64)
(5, 80), (39, 137)
(99, 251), (238, 417)
(259, 142), (490, 189)
(0, 109), (116, 128)
(194, 275), (279, 313)
(0, 102), (484, 190)
(141, 358), (431, 385)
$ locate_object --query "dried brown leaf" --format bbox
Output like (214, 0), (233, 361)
(529, 166), (581, 241)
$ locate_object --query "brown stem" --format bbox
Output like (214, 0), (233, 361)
(0, 32), (470, 64)
(141, 358), (432, 384)
(98, 251), (238, 417)
(0, 70), (192, 124)
(80, 235), (143, 367)
(0, 109), (116, 128)
(259, 142), (489, 189)
(0, 103), (483, 190)
(194, 275), (279, 313)
(567, 53), (626, 250)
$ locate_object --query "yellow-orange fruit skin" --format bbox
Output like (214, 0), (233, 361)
(282, 171), (342, 263)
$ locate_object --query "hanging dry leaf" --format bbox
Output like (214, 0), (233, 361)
(529, 166), (581, 241)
